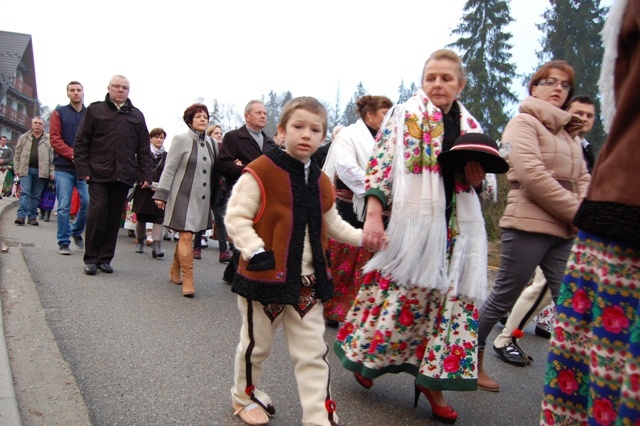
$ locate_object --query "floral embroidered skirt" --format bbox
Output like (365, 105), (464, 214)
(540, 231), (640, 426)
(334, 270), (479, 391)
(324, 239), (373, 323)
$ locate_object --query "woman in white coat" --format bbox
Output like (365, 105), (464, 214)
(321, 95), (392, 326)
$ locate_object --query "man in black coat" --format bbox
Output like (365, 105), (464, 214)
(217, 100), (275, 283)
(74, 75), (153, 275)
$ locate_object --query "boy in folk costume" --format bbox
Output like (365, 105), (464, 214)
(225, 97), (373, 426)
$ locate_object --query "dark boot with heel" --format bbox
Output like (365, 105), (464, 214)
(152, 240), (164, 258)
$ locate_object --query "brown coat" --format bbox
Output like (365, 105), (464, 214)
(14, 130), (54, 178)
(574, 0), (640, 244)
(499, 97), (590, 239)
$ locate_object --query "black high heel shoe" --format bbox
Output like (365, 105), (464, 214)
(414, 384), (458, 424)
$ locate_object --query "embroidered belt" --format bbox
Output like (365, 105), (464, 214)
(335, 188), (353, 203)
(301, 274), (316, 287)
(510, 179), (576, 193)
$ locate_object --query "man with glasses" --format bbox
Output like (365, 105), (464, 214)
(74, 75), (153, 275)
(13, 117), (54, 225)
(50, 81), (89, 255)
(0, 136), (14, 199)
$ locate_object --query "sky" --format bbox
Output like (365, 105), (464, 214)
(4, 0), (612, 148)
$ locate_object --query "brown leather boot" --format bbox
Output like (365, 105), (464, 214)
(177, 234), (194, 297)
(477, 349), (500, 392)
(170, 248), (183, 285)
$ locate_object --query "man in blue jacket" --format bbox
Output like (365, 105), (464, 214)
(50, 81), (88, 255)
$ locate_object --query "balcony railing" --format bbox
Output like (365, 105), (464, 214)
(0, 104), (29, 127)
(11, 78), (33, 98)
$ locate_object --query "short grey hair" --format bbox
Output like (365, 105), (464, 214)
(109, 75), (129, 85)
(244, 100), (264, 115)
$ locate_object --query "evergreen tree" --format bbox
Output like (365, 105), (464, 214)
(328, 88), (342, 130)
(279, 91), (293, 109)
(209, 99), (223, 126)
(264, 91), (280, 137)
(536, 0), (608, 153)
(397, 79), (417, 104)
(448, 0), (518, 139)
(341, 82), (367, 126)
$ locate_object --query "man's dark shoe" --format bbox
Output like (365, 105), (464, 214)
(84, 264), (97, 275)
(98, 263), (113, 273)
(59, 245), (71, 255)
(27, 218), (39, 226)
(72, 235), (85, 249)
(14, 217), (25, 225)
(535, 324), (551, 339)
(325, 319), (340, 328)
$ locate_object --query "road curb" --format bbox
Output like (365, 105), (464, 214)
(0, 198), (22, 426)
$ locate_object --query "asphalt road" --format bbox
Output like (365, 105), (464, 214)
(0, 204), (551, 426)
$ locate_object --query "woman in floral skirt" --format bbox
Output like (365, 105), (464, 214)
(540, 0), (640, 423)
(334, 49), (499, 424)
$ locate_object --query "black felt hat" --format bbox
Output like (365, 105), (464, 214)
(437, 133), (509, 174)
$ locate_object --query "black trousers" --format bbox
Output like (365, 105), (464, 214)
(84, 181), (129, 265)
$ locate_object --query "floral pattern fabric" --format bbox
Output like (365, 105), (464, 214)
(334, 271), (478, 390)
(533, 302), (556, 326)
(323, 239), (373, 322)
(334, 92), (483, 391)
(540, 231), (640, 425)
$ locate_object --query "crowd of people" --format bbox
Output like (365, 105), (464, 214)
(1, 2), (638, 422)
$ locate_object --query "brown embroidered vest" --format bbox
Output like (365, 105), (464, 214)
(232, 147), (335, 305)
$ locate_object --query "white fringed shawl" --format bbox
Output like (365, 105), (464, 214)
(322, 119), (374, 221)
(363, 89), (488, 302)
(598, 0), (628, 132)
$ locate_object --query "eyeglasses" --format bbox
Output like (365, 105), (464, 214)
(537, 78), (571, 91)
(110, 84), (130, 91)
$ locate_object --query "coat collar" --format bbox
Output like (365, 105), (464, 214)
(519, 96), (573, 134)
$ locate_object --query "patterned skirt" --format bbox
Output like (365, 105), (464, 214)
(323, 239), (373, 322)
(334, 270), (479, 391)
(540, 231), (640, 426)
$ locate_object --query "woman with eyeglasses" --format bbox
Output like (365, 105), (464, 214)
(475, 60), (591, 391)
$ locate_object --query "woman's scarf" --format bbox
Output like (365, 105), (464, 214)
(322, 119), (374, 221)
(364, 89), (488, 302)
(150, 144), (165, 159)
(188, 126), (206, 141)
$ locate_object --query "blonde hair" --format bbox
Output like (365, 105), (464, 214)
(206, 124), (222, 137)
(421, 49), (467, 85)
(279, 97), (328, 139)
